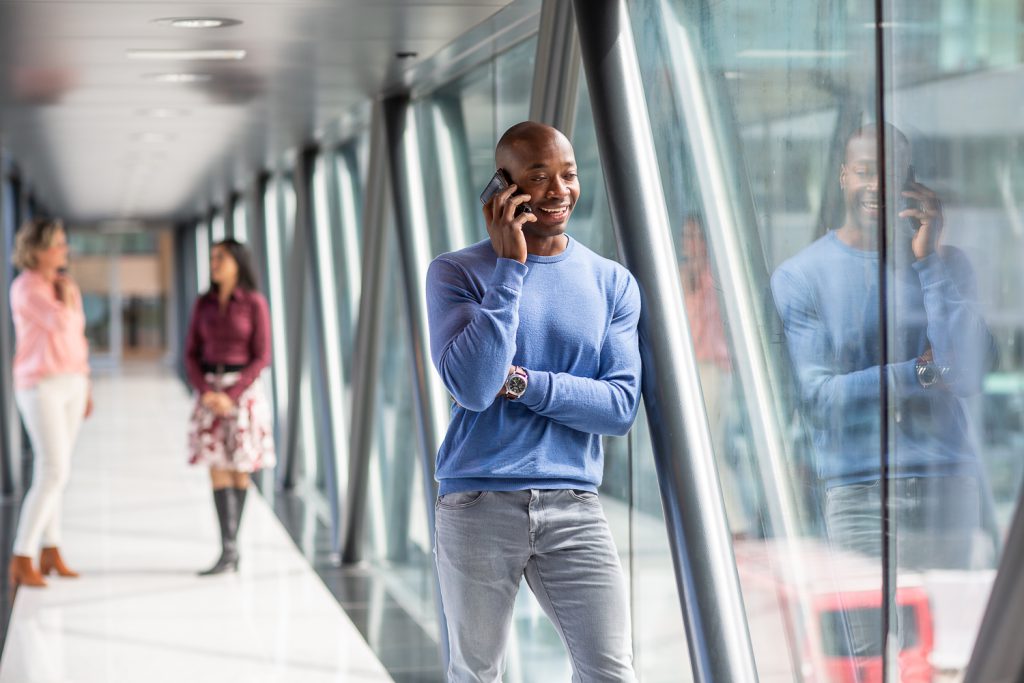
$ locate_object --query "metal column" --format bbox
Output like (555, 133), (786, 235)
(306, 150), (348, 554)
(573, 2), (759, 681)
(380, 92), (452, 662)
(529, 0), (581, 136)
(279, 151), (313, 490)
(0, 169), (17, 495)
(341, 102), (391, 563)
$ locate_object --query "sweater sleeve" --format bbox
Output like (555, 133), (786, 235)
(912, 249), (997, 396)
(771, 267), (925, 430)
(183, 299), (212, 394)
(224, 294), (272, 402)
(517, 275), (643, 436)
(426, 256), (527, 412)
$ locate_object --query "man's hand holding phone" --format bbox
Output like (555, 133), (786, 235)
(900, 174), (944, 260)
(481, 169), (535, 264)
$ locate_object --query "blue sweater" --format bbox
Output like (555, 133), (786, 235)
(771, 231), (995, 485)
(425, 236), (642, 496)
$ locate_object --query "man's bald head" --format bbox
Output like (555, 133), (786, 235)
(495, 121), (571, 168)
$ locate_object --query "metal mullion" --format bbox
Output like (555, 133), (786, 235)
(529, 0), (582, 137)
(655, 0), (829, 676)
(308, 150), (348, 554)
(573, 2), (758, 681)
(0, 173), (16, 495)
(280, 154), (313, 490)
(382, 92), (453, 668)
(341, 102), (391, 564)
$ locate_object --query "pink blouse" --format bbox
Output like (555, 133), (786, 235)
(10, 270), (90, 389)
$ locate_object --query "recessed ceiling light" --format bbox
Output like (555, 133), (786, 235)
(138, 107), (187, 118)
(147, 73), (212, 84)
(153, 17), (242, 29)
(127, 49), (247, 61)
(134, 132), (175, 144)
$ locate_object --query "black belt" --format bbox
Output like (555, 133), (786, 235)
(201, 362), (246, 373)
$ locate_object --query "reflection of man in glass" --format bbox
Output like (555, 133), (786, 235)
(771, 124), (997, 571)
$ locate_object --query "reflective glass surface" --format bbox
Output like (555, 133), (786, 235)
(630, 0), (1023, 679)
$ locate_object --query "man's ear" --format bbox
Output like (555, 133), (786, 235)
(839, 164), (847, 190)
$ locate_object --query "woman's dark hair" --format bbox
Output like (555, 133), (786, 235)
(210, 239), (260, 293)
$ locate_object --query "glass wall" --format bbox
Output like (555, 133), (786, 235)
(629, 0), (1023, 680)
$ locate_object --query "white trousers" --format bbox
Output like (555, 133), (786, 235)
(13, 373), (89, 557)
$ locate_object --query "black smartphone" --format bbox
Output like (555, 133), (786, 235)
(479, 169), (532, 216)
(901, 164), (922, 231)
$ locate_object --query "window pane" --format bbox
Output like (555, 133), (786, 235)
(631, 0), (882, 679)
(883, 0), (1020, 676)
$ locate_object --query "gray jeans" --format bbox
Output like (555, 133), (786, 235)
(434, 489), (635, 683)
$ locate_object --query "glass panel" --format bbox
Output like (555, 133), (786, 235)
(210, 211), (226, 243)
(631, 0), (882, 679)
(262, 176), (290, 442)
(365, 231), (438, 635)
(195, 220), (210, 293)
(883, 0), (1021, 677)
(417, 36), (538, 256)
(333, 142), (365, 381)
(232, 196), (249, 243)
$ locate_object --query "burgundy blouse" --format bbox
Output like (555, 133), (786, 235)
(184, 288), (271, 401)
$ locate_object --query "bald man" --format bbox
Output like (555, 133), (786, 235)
(426, 122), (641, 681)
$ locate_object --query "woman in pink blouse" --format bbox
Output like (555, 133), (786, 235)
(185, 239), (276, 575)
(8, 218), (93, 589)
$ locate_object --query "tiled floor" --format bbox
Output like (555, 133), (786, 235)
(0, 367), (393, 682)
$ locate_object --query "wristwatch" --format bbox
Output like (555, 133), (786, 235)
(503, 366), (528, 400)
(915, 356), (950, 388)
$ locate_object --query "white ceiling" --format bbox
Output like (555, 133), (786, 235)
(0, 0), (514, 224)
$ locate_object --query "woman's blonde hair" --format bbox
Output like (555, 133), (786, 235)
(12, 218), (64, 270)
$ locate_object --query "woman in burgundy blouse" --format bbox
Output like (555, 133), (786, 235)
(185, 239), (276, 575)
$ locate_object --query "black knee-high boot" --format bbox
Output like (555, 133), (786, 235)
(199, 488), (239, 576)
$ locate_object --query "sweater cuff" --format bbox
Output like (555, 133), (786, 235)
(491, 258), (529, 291)
(518, 368), (550, 410)
(911, 252), (947, 287)
(890, 358), (923, 397)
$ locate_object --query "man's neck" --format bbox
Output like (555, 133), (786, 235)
(525, 233), (568, 257)
(835, 222), (877, 251)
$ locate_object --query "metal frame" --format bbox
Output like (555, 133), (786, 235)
(529, 0), (581, 137)
(0, 168), (17, 496)
(573, 2), (759, 681)
(380, 92), (452, 661)
(342, 102), (391, 564)
(964, 494), (1024, 682)
(306, 147), (349, 554)
(279, 154), (313, 490)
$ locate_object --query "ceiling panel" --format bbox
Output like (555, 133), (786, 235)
(0, 0), (518, 223)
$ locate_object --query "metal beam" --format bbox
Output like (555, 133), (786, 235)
(380, 92), (452, 664)
(964, 495), (1024, 683)
(341, 102), (390, 564)
(0, 168), (17, 496)
(529, 0), (581, 137)
(572, 2), (759, 681)
(279, 150), (314, 490)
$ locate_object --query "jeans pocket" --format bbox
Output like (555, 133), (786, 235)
(567, 489), (600, 505)
(437, 490), (488, 509)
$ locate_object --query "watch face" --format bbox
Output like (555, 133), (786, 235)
(506, 375), (527, 396)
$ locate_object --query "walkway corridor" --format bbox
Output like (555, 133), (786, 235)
(0, 366), (393, 682)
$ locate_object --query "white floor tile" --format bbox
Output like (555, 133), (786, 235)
(1, 367), (393, 683)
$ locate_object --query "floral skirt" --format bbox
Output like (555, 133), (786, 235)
(188, 372), (276, 472)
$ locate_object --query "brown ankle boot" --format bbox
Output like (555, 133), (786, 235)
(9, 555), (47, 588)
(40, 547), (79, 578)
